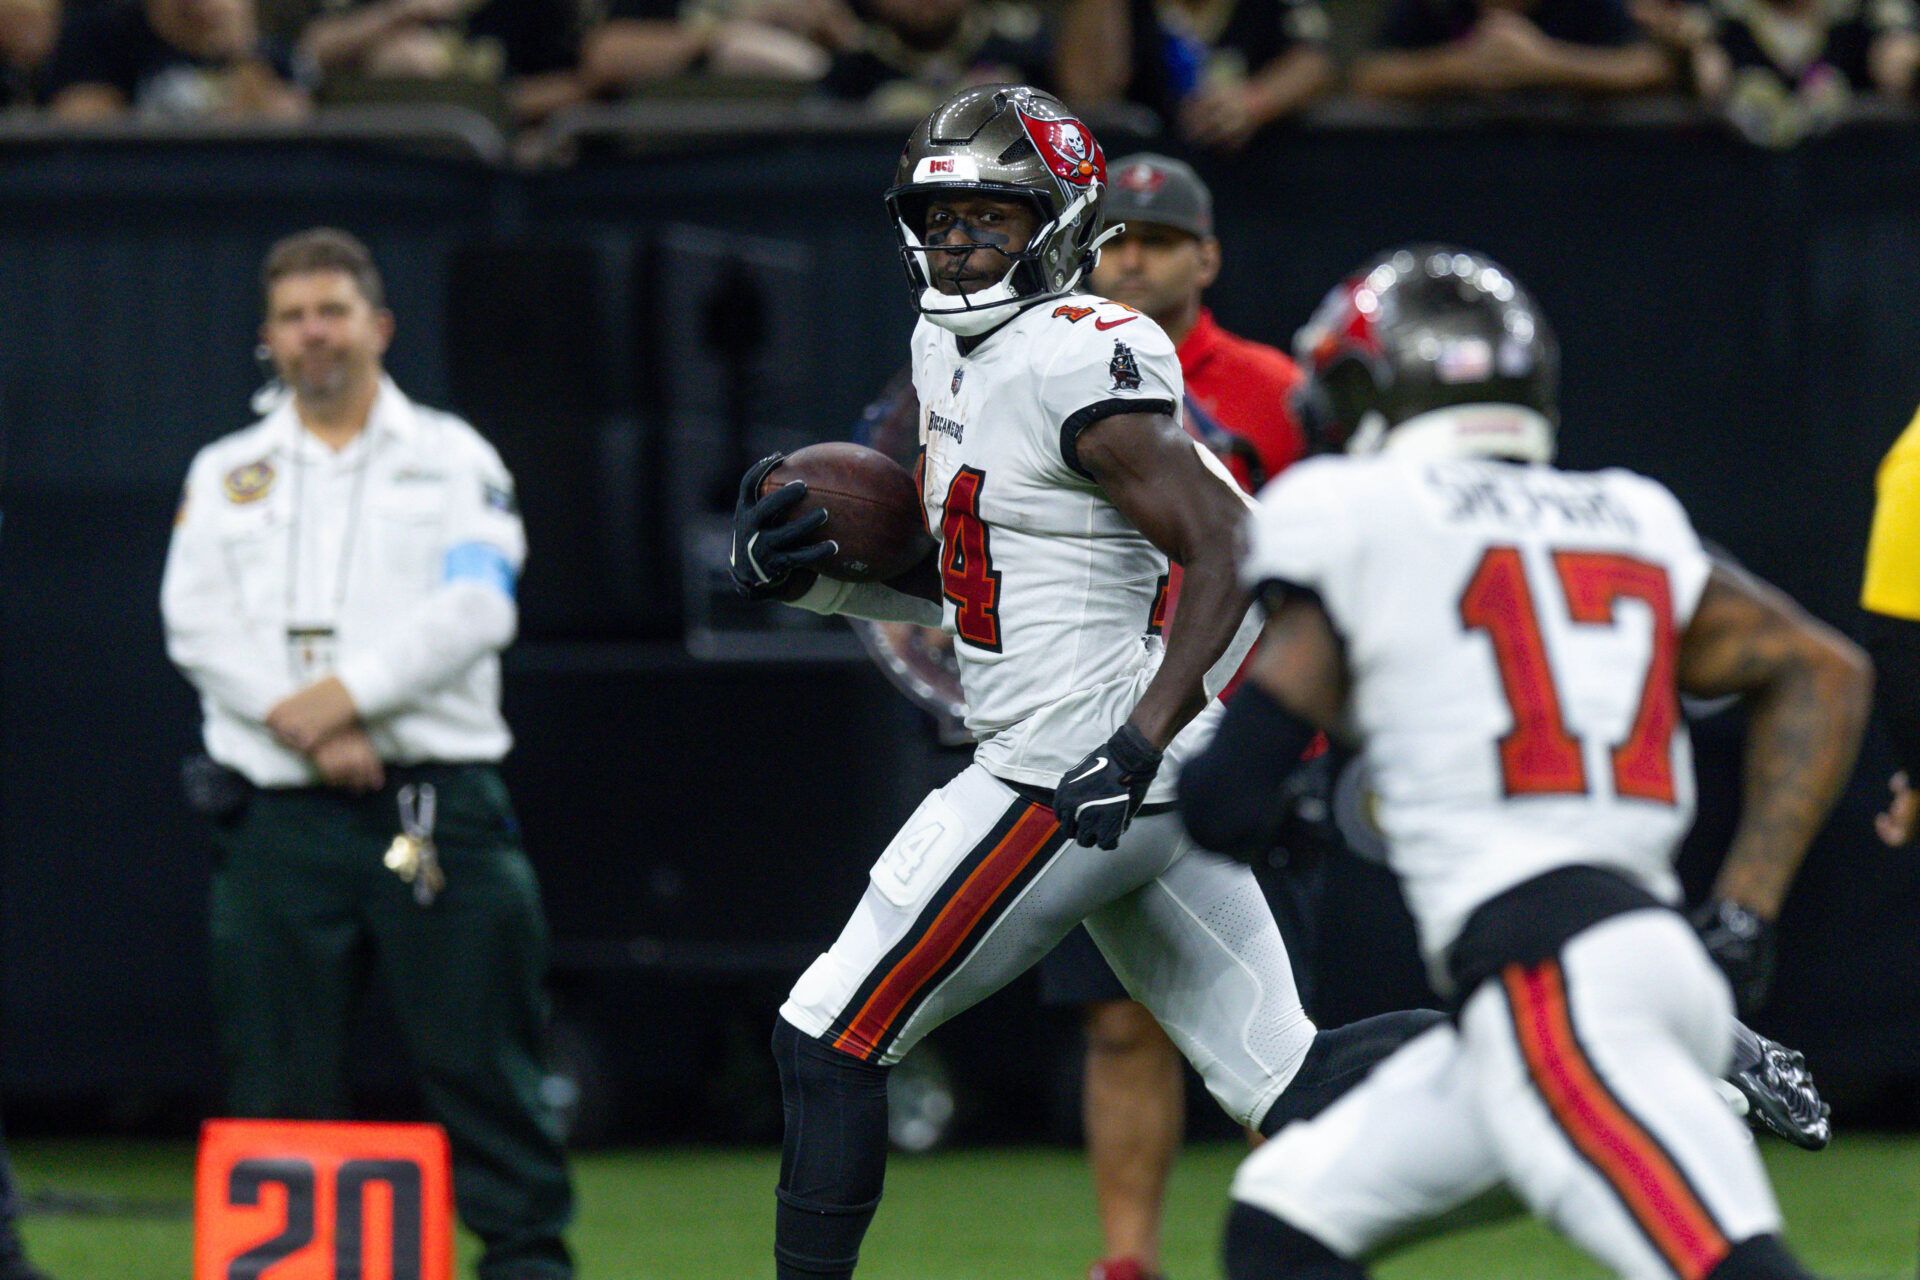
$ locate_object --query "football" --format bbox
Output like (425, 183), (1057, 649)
(762, 442), (934, 583)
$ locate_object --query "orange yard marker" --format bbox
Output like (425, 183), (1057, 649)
(193, 1119), (453, 1280)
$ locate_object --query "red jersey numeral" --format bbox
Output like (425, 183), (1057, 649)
(1459, 546), (1678, 803)
(1147, 573), (1171, 636)
(1459, 547), (1586, 796)
(940, 467), (1002, 651)
(1553, 551), (1681, 804)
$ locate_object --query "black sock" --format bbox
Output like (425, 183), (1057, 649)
(1707, 1234), (1819, 1280)
(1259, 1009), (1447, 1136)
(773, 1018), (892, 1280)
(1222, 1201), (1368, 1280)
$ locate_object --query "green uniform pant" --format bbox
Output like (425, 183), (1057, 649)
(209, 764), (573, 1279)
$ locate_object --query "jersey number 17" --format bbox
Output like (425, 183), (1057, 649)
(1459, 546), (1679, 804)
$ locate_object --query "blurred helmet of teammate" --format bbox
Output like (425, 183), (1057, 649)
(1292, 245), (1559, 463)
(885, 83), (1116, 336)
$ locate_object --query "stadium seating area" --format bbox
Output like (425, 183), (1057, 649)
(0, 0), (1916, 150)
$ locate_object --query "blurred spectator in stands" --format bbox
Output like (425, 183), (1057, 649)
(1351, 0), (1674, 101)
(817, 0), (1051, 117)
(46, 0), (310, 119)
(580, 0), (858, 99)
(0, 0), (56, 108)
(1055, 0), (1334, 149)
(1636, 0), (1919, 146)
(290, 0), (588, 123)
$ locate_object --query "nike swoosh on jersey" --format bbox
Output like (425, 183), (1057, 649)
(1094, 316), (1137, 331)
(1067, 757), (1109, 784)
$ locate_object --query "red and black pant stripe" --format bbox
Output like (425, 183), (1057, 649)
(826, 799), (1066, 1064)
(1503, 958), (1733, 1280)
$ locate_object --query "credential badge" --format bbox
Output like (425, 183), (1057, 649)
(223, 459), (276, 505)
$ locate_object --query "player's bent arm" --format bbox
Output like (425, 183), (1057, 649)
(779, 546), (942, 626)
(1678, 563), (1873, 919)
(1178, 590), (1348, 860)
(787, 552), (944, 629)
(1077, 410), (1254, 749)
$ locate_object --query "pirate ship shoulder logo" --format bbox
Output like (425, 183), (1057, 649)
(223, 458), (276, 505)
(1109, 340), (1142, 391)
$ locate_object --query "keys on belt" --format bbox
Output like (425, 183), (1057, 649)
(383, 782), (445, 906)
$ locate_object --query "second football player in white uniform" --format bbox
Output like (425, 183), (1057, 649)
(730, 86), (1446, 1280)
(1181, 247), (1870, 1280)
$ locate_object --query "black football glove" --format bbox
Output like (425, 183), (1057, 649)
(1054, 724), (1163, 850)
(1691, 898), (1777, 1017)
(730, 453), (836, 599)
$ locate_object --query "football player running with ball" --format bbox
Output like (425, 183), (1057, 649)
(1181, 248), (1870, 1280)
(731, 84), (1448, 1280)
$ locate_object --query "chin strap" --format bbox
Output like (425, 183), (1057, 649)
(903, 186), (1107, 336)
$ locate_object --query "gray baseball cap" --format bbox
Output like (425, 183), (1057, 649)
(1101, 152), (1213, 238)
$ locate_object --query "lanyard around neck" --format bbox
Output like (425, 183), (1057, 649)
(285, 427), (376, 628)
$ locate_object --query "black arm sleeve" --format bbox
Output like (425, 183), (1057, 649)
(1176, 682), (1321, 862)
(1864, 611), (1920, 779)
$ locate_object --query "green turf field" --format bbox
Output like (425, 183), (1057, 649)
(13, 1136), (1917, 1278)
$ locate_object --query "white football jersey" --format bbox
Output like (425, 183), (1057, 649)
(911, 293), (1255, 800)
(1241, 453), (1713, 969)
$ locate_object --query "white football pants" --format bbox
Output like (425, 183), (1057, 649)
(780, 761), (1318, 1128)
(1232, 909), (1781, 1279)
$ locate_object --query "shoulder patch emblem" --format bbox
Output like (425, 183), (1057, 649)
(222, 459), (276, 505)
(1109, 340), (1142, 392)
(1052, 305), (1095, 323)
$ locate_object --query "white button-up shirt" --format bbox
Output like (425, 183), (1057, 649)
(161, 377), (526, 787)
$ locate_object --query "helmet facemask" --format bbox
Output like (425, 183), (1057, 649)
(888, 184), (1109, 336)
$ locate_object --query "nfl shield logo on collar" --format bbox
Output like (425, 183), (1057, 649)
(951, 368), (964, 396)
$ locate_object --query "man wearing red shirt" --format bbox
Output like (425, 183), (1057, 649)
(1036, 152), (1312, 1280)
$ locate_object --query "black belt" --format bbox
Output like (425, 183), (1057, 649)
(1444, 864), (1670, 1010)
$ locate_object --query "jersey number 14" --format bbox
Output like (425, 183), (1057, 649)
(941, 467), (1003, 651)
(1459, 546), (1679, 804)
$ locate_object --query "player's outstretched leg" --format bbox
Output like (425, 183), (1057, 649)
(1222, 1202), (1367, 1280)
(772, 1017), (891, 1280)
(1256, 1009), (1447, 1136)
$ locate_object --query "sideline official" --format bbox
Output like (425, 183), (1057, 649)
(161, 229), (573, 1280)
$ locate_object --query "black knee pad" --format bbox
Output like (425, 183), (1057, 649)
(1222, 1201), (1368, 1280)
(1707, 1234), (1818, 1280)
(771, 1017), (892, 1279)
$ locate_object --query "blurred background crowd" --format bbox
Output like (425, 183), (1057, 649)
(0, 0), (1916, 149)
